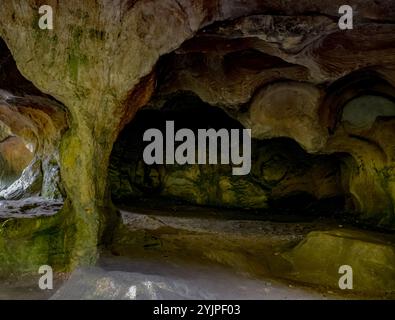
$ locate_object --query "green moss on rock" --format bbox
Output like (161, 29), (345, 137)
(0, 212), (67, 279)
(279, 229), (395, 294)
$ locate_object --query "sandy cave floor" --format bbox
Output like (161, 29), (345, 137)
(1, 200), (386, 300)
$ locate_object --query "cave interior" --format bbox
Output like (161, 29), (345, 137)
(0, 0), (395, 299)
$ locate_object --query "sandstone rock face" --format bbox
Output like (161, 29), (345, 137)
(280, 229), (395, 294)
(0, 196), (64, 278)
(0, 136), (33, 191)
(245, 82), (326, 152)
(0, 158), (42, 200)
(147, 9), (395, 227)
(0, 0), (394, 273)
(0, 40), (67, 201)
(1, 0), (234, 268)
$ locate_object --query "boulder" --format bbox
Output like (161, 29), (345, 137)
(280, 229), (395, 294)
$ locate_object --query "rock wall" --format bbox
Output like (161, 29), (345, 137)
(0, 0), (394, 273)
(0, 38), (67, 200)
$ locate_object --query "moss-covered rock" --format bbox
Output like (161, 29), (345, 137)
(279, 229), (395, 294)
(0, 204), (66, 279)
(1, 0), (395, 277)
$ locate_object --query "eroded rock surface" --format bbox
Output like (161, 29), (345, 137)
(0, 0), (394, 277)
(110, 205), (395, 298)
(280, 229), (395, 294)
(0, 38), (67, 201)
(0, 197), (63, 219)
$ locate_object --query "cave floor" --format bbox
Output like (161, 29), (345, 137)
(0, 254), (342, 300)
(105, 201), (394, 300)
(1, 200), (394, 299)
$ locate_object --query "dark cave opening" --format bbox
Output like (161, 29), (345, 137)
(109, 92), (347, 221)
